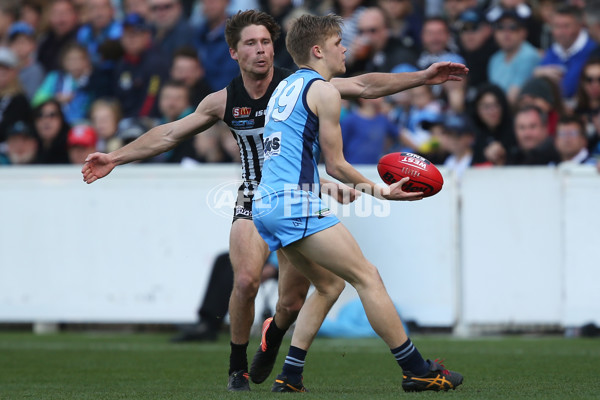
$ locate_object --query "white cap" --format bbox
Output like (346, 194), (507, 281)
(0, 47), (18, 68)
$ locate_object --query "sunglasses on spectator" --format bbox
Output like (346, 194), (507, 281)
(495, 23), (520, 31)
(358, 27), (381, 35)
(557, 129), (581, 138)
(584, 75), (600, 84)
(37, 111), (60, 119)
(151, 2), (175, 12)
(460, 23), (479, 33)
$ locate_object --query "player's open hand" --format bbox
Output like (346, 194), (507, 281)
(423, 62), (469, 85)
(81, 152), (115, 184)
(381, 177), (424, 201)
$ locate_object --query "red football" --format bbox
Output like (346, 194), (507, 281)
(377, 152), (443, 197)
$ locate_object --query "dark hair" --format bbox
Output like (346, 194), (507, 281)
(423, 16), (450, 32)
(554, 4), (583, 21)
(33, 98), (68, 125)
(574, 57), (600, 112)
(515, 104), (548, 126)
(173, 46), (199, 60)
(557, 115), (586, 137)
(471, 83), (513, 133)
(225, 10), (281, 50)
(160, 79), (191, 104)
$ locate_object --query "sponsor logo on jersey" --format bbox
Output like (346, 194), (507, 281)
(255, 109), (265, 117)
(231, 119), (255, 128)
(232, 107), (252, 118)
(264, 131), (281, 159)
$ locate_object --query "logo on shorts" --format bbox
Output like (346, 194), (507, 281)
(315, 208), (331, 219)
(206, 180), (278, 220)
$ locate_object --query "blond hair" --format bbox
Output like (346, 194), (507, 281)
(286, 14), (343, 66)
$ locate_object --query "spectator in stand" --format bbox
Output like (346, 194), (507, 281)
(417, 17), (467, 113)
(33, 43), (101, 124)
(485, 0), (544, 49)
(33, 99), (71, 164)
(457, 8), (498, 98)
(585, 1), (600, 57)
(443, 0), (477, 36)
(535, 4), (597, 100)
(112, 13), (169, 118)
(123, 0), (150, 19)
(0, 0), (19, 46)
(76, 0), (123, 67)
(147, 0), (195, 60)
(0, 48), (32, 144)
(488, 10), (541, 105)
(340, 96), (399, 164)
(170, 47), (213, 106)
(0, 121), (39, 165)
(67, 124), (97, 164)
(378, 0), (422, 52)
(439, 113), (476, 180)
(8, 22), (44, 100)
(554, 115), (596, 165)
(20, 1), (44, 34)
(470, 83), (516, 165)
(259, 0), (298, 70)
(154, 80), (196, 163)
(399, 83), (444, 156)
(89, 98), (122, 153)
(195, 0), (240, 91)
(507, 104), (561, 165)
(37, 0), (81, 73)
(346, 6), (418, 75)
(158, 80), (194, 123)
(573, 58), (600, 155)
(326, 0), (370, 61)
(516, 76), (565, 136)
(417, 17), (465, 69)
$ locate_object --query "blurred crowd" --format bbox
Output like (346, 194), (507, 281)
(1, 0), (600, 172)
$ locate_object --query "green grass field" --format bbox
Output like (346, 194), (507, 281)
(1, 332), (599, 399)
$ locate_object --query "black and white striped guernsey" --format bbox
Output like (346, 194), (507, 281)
(223, 67), (293, 197)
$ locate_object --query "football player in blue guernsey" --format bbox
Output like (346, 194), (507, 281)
(253, 14), (464, 393)
(82, 10), (468, 391)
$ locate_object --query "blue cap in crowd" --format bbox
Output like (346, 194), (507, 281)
(8, 22), (35, 41)
(123, 13), (152, 31)
(459, 8), (484, 31)
(444, 113), (475, 135)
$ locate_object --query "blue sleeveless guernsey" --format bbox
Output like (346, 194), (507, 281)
(252, 68), (340, 251)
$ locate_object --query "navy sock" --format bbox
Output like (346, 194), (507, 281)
(391, 338), (429, 376)
(281, 345), (307, 383)
(229, 341), (248, 375)
(265, 316), (286, 346)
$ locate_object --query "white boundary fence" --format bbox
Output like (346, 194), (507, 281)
(1, 165), (598, 333)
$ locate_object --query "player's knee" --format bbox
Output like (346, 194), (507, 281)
(232, 271), (261, 299)
(314, 276), (346, 302)
(346, 262), (382, 289)
(277, 288), (308, 315)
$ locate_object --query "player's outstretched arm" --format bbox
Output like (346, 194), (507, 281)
(311, 81), (423, 201)
(331, 61), (469, 100)
(81, 90), (225, 184)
